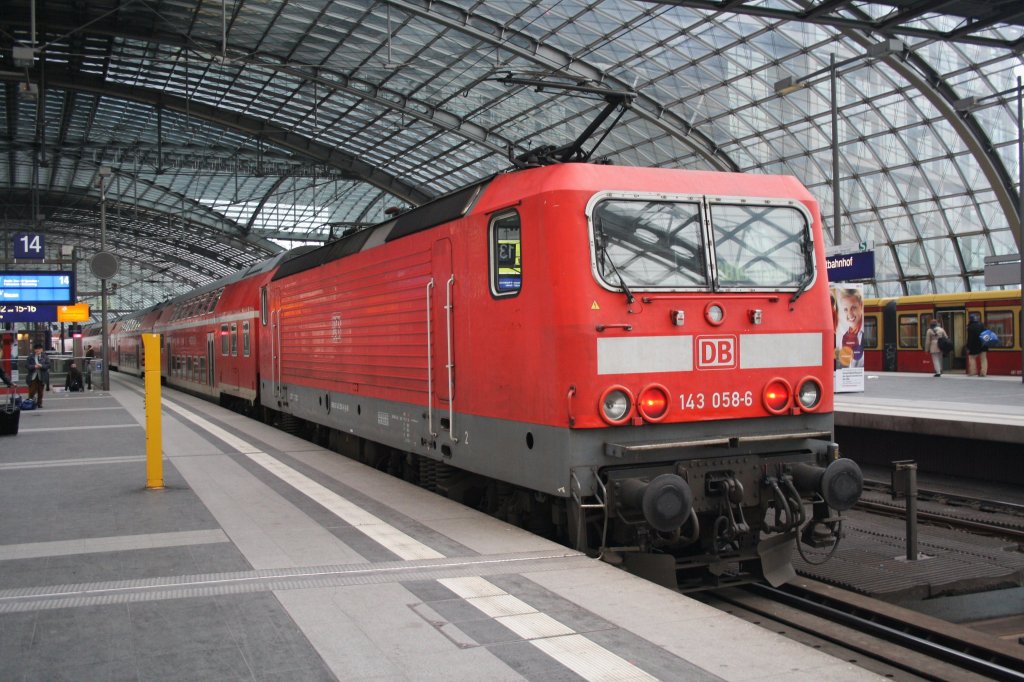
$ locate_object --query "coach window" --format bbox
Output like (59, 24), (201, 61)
(221, 324), (229, 355)
(986, 310), (1013, 348)
(862, 316), (878, 349)
(260, 287), (268, 325)
(898, 315), (919, 349)
(231, 323), (238, 356)
(710, 203), (810, 288)
(592, 199), (707, 290)
(243, 321), (251, 356)
(490, 212), (521, 297)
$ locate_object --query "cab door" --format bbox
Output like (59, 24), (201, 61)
(428, 239), (455, 442)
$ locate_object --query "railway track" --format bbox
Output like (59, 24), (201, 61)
(859, 478), (1024, 540)
(697, 578), (1024, 681)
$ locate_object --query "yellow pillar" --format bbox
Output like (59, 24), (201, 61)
(142, 333), (164, 490)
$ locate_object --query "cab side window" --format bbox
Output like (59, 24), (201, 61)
(490, 211), (521, 297)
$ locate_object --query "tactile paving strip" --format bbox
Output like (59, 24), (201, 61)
(0, 549), (589, 614)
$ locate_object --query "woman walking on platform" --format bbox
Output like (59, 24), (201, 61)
(925, 319), (948, 377)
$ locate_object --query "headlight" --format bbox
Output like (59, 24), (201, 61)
(638, 384), (670, 422)
(600, 386), (634, 425)
(704, 301), (725, 326)
(762, 378), (791, 414)
(797, 377), (822, 411)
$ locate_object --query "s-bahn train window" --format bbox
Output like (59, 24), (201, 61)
(709, 203), (811, 288)
(221, 324), (229, 355)
(243, 321), (251, 357)
(986, 310), (1013, 347)
(863, 316), (879, 349)
(260, 288), (268, 326)
(231, 323), (238, 356)
(490, 211), (521, 297)
(898, 315), (920, 348)
(592, 200), (707, 288)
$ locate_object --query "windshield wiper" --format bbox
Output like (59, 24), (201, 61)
(789, 234), (815, 304)
(595, 228), (635, 306)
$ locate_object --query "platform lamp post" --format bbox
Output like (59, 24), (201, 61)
(955, 72), (1024, 383)
(1012, 68), (1024, 384)
(92, 166), (118, 393)
(1017, 69), (1023, 385)
(775, 40), (905, 248)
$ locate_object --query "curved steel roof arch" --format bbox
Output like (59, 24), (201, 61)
(0, 68), (435, 207)
(3, 189), (268, 275)
(1, 0), (1022, 303)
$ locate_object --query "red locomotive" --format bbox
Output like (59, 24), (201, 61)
(89, 162), (862, 589)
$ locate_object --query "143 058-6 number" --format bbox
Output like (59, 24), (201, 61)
(680, 391), (753, 410)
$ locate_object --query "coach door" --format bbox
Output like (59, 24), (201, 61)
(428, 239), (456, 442)
(936, 308), (966, 372)
(207, 332), (215, 385)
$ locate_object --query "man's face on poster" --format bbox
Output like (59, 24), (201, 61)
(842, 295), (862, 330)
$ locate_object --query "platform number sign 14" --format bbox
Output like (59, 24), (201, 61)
(14, 233), (45, 259)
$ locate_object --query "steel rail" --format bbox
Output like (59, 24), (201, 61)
(750, 583), (1024, 681)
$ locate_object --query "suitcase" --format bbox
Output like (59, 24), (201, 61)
(0, 387), (19, 436)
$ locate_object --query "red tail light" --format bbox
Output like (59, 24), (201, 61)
(638, 384), (670, 422)
(762, 378), (792, 414)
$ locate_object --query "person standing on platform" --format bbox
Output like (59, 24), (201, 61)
(965, 312), (988, 377)
(26, 343), (50, 407)
(84, 344), (96, 390)
(0, 364), (12, 388)
(65, 361), (85, 392)
(925, 319), (948, 377)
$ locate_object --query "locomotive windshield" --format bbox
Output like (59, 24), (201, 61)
(591, 197), (812, 291)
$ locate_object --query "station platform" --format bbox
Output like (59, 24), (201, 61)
(0, 376), (879, 681)
(834, 371), (1024, 443)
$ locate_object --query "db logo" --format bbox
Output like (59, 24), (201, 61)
(696, 336), (737, 369)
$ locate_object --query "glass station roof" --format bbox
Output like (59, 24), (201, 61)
(1, 0), (1022, 314)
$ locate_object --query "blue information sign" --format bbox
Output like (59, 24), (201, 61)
(826, 251), (875, 282)
(0, 304), (57, 322)
(13, 233), (45, 259)
(0, 271), (76, 303)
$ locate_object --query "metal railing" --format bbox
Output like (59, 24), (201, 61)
(11, 355), (95, 390)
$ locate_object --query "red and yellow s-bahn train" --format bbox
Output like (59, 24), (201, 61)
(86, 163), (862, 589)
(861, 291), (1022, 376)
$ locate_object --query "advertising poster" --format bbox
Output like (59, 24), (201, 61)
(831, 283), (865, 393)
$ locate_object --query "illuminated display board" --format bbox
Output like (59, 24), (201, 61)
(0, 304), (58, 322)
(0, 272), (76, 304)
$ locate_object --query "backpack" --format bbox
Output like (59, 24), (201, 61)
(979, 329), (999, 348)
(937, 335), (954, 353)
